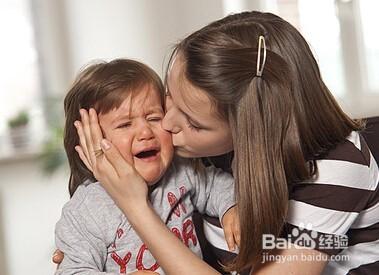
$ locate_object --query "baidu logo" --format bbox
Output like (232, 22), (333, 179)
(262, 223), (318, 249)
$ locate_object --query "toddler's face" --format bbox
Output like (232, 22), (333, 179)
(98, 85), (174, 185)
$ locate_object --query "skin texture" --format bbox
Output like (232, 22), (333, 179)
(162, 55), (233, 157)
(55, 84), (241, 273)
(97, 86), (173, 185)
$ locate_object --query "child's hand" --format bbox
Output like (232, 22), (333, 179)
(221, 206), (240, 252)
(52, 249), (64, 266)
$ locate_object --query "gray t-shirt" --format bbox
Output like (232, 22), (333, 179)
(55, 157), (235, 275)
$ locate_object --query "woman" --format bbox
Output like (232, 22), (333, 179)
(56, 11), (379, 274)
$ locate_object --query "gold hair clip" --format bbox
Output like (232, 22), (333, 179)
(256, 35), (267, 77)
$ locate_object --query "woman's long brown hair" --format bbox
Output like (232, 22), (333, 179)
(169, 11), (363, 271)
(64, 59), (164, 197)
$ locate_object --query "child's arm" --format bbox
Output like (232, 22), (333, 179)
(191, 165), (235, 221)
(187, 164), (239, 251)
(55, 208), (113, 275)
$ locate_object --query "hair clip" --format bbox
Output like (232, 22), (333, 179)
(256, 35), (267, 77)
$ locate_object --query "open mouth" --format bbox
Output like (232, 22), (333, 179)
(135, 149), (159, 159)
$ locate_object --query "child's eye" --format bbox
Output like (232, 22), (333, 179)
(117, 122), (132, 128)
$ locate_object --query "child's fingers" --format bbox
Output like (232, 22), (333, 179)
(52, 249), (64, 265)
(75, 146), (93, 172)
(224, 225), (235, 252)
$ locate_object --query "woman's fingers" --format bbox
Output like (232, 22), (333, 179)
(80, 109), (97, 166)
(89, 108), (105, 154)
(100, 139), (134, 176)
(74, 120), (92, 168)
(75, 145), (93, 172)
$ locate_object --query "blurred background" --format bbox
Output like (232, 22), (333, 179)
(0, 0), (378, 274)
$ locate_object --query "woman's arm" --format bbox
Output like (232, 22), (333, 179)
(121, 194), (219, 275)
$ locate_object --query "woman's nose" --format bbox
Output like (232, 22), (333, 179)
(162, 111), (181, 134)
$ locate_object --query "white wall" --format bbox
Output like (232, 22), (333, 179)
(63, 0), (225, 78)
(0, 158), (68, 275)
(0, 1), (229, 275)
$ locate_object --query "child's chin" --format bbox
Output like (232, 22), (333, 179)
(146, 179), (159, 186)
(142, 173), (162, 186)
(139, 167), (167, 186)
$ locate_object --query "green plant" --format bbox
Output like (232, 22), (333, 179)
(39, 126), (68, 175)
(8, 110), (29, 128)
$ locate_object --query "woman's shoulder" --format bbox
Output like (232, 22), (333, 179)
(287, 131), (379, 234)
(310, 131), (378, 190)
(321, 131), (372, 166)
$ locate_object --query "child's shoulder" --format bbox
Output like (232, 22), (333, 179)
(62, 181), (119, 214)
(169, 156), (198, 176)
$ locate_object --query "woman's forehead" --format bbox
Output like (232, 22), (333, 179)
(168, 73), (218, 123)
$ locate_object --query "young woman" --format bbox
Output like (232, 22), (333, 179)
(56, 11), (379, 275)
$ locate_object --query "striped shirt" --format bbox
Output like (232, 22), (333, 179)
(287, 131), (379, 274)
(201, 131), (379, 275)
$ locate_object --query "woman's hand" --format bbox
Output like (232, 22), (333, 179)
(74, 108), (148, 211)
(221, 206), (240, 251)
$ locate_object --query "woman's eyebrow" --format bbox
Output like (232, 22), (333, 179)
(166, 82), (211, 129)
(183, 112), (212, 130)
(145, 107), (164, 115)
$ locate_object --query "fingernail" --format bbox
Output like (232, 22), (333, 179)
(74, 121), (79, 127)
(101, 139), (110, 150)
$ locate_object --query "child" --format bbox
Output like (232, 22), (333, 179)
(55, 59), (238, 275)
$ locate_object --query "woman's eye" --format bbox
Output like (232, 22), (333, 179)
(187, 121), (201, 131)
(148, 117), (162, 122)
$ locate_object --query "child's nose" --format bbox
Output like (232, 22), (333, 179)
(136, 122), (154, 141)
